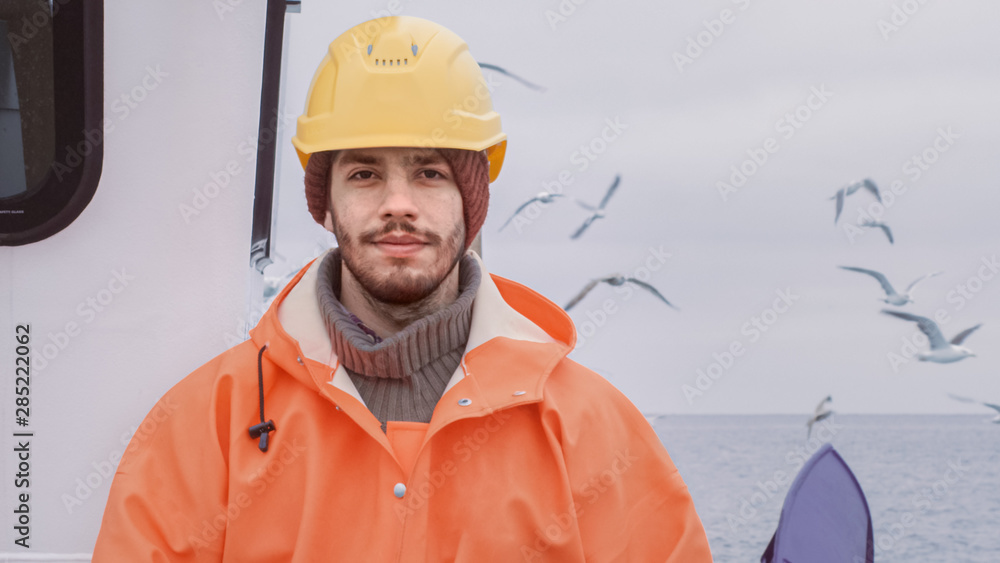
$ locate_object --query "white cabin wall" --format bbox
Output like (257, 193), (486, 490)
(0, 0), (267, 555)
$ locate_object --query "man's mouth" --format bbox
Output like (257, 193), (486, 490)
(374, 233), (427, 258)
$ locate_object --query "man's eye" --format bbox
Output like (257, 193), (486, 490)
(351, 170), (375, 180)
(421, 169), (444, 179)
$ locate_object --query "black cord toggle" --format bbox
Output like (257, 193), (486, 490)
(249, 343), (277, 452)
(249, 420), (276, 452)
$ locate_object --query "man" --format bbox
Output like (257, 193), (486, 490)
(93, 15), (711, 562)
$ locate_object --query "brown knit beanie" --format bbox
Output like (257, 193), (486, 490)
(304, 148), (490, 251)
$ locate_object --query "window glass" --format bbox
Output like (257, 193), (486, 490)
(0, 0), (102, 246)
(0, 1), (55, 200)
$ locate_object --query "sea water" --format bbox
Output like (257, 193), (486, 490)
(655, 415), (1000, 562)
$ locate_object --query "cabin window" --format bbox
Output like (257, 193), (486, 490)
(0, 0), (103, 246)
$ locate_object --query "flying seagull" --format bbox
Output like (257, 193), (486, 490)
(948, 394), (1000, 423)
(571, 175), (621, 239)
(831, 178), (881, 224)
(807, 395), (833, 439)
(859, 219), (894, 244)
(881, 310), (982, 363)
(498, 191), (566, 232)
(564, 274), (678, 311)
(477, 62), (546, 92)
(838, 266), (942, 306)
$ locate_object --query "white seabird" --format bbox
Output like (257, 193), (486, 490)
(831, 178), (881, 224)
(948, 394), (1000, 423)
(881, 310), (982, 363)
(564, 274), (678, 311)
(571, 175), (621, 239)
(807, 395), (833, 439)
(477, 62), (546, 92)
(498, 191), (566, 232)
(839, 266), (942, 306)
(859, 219), (894, 244)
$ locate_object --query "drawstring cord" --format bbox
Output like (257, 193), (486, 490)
(248, 343), (276, 452)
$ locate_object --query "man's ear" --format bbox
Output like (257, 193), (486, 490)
(323, 209), (334, 232)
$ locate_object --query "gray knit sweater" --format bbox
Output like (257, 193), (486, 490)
(316, 249), (480, 431)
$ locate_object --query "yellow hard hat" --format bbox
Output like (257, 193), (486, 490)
(292, 16), (507, 182)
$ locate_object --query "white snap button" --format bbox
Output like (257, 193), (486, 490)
(393, 483), (406, 498)
(458, 398), (472, 407)
(513, 391), (526, 396)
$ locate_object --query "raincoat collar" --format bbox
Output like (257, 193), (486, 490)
(249, 248), (576, 425)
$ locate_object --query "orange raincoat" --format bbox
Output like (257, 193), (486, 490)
(93, 250), (712, 562)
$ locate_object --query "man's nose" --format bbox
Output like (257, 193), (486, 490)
(378, 172), (419, 220)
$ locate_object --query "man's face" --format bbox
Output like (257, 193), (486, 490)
(325, 147), (465, 305)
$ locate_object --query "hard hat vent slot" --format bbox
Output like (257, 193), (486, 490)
(373, 58), (408, 66)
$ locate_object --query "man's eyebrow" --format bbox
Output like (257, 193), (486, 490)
(401, 153), (447, 168)
(337, 153), (381, 167)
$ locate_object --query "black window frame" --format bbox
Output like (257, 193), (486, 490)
(0, 0), (103, 246)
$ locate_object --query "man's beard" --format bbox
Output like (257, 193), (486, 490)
(333, 213), (465, 305)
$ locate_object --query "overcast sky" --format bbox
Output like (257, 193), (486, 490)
(266, 0), (1000, 414)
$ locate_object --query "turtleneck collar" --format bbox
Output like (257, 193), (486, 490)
(315, 247), (481, 379)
